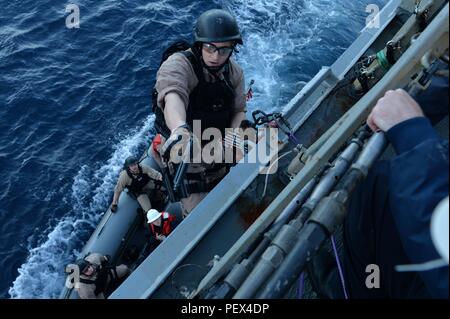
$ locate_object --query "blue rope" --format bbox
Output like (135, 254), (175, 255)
(297, 272), (305, 299)
(331, 235), (349, 299)
(289, 132), (300, 145)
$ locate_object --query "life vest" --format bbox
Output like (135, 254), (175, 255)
(153, 50), (235, 141)
(149, 212), (174, 237)
(125, 165), (151, 195)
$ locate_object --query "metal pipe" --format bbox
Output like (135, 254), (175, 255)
(203, 176), (319, 299)
(232, 130), (366, 298)
(258, 133), (388, 298)
(352, 132), (388, 177)
(301, 136), (364, 213)
(268, 176), (319, 234)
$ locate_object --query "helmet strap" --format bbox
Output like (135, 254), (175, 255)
(202, 55), (232, 75)
(203, 61), (227, 74)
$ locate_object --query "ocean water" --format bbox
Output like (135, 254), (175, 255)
(0, 0), (386, 298)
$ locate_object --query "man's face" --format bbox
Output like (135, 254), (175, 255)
(152, 218), (162, 227)
(82, 264), (96, 277)
(129, 163), (139, 173)
(201, 41), (234, 67)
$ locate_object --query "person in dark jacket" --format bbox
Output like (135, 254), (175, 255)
(341, 88), (449, 299)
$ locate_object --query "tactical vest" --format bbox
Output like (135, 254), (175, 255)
(125, 165), (151, 195)
(154, 51), (235, 140)
(79, 267), (118, 296)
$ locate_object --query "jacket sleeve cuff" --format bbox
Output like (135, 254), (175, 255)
(386, 117), (440, 155)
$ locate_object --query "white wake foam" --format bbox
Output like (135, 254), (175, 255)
(8, 116), (154, 299)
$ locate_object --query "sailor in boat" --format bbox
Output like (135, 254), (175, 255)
(151, 9), (248, 218)
(110, 156), (164, 214)
(146, 209), (177, 243)
(74, 253), (130, 299)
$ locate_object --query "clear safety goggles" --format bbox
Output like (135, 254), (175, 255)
(202, 43), (234, 56)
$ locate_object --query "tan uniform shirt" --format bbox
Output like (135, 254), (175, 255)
(114, 164), (162, 194)
(155, 50), (247, 115)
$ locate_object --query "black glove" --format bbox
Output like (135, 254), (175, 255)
(111, 204), (118, 213)
(161, 124), (193, 164)
(240, 119), (256, 129)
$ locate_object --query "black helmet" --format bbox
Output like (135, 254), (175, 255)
(194, 9), (243, 45)
(123, 156), (138, 168)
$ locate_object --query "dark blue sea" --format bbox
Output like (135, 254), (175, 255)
(1, 0), (386, 298)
